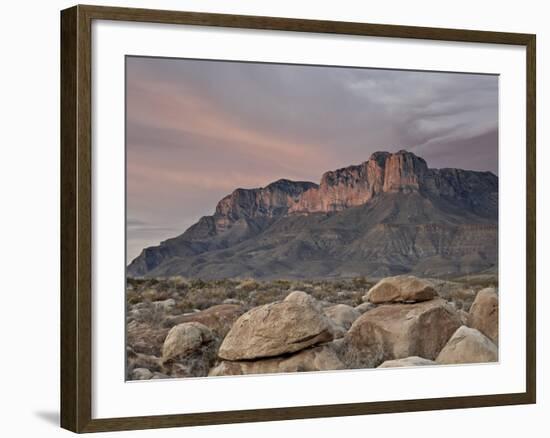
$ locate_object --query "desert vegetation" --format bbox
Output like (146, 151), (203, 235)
(126, 274), (498, 380)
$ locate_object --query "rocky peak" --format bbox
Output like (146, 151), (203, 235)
(382, 150), (428, 193)
(213, 179), (317, 232)
(289, 150), (431, 213)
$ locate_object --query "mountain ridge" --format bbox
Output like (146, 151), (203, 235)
(128, 150), (498, 279)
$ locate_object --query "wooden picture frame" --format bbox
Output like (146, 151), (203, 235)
(61, 4), (536, 433)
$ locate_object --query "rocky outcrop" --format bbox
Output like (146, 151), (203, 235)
(127, 150), (498, 279)
(468, 288), (499, 343)
(436, 326), (498, 364)
(340, 298), (461, 368)
(127, 274), (500, 380)
(161, 322), (219, 377)
(209, 344), (344, 376)
(378, 356), (436, 368)
(365, 275), (438, 304)
(218, 297), (334, 361)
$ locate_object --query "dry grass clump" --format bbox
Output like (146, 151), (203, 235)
(450, 274), (498, 290)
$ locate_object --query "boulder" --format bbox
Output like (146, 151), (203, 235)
(284, 290), (322, 310)
(355, 302), (377, 314)
(436, 326), (498, 364)
(152, 298), (176, 312)
(162, 304), (245, 337)
(218, 296), (334, 361)
(324, 304), (361, 331)
(209, 345), (344, 376)
(468, 288), (498, 343)
(340, 298), (461, 368)
(457, 309), (470, 326)
(378, 356), (436, 368)
(130, 368), (153, 380)
(161, 322), (218, 377)
(126, 320), (169, 356)
(223, 298), (244, 305)
(365, 275), (437, 304)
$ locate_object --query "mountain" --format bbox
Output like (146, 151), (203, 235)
(127, 150), (498, 279)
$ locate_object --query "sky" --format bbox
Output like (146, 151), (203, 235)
(126, 56), (498, 263)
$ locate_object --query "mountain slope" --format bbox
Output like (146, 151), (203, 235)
(127, 150), (498, 279)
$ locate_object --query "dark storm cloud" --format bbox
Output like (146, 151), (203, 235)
(126, 56), (498, 262)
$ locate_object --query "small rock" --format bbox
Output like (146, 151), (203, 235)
(284, 290), (321, 309)
(152, 298), (176, 312)
(223, 298), (243, 305)
(131, 368), (153, 380)
(151, 372), (170, 379)
(378, 356), (436, 368)
(457, 309), (470, 326)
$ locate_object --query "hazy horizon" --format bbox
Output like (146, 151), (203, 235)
(126, 56), (498, 263)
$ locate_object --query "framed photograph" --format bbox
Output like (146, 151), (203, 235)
(60, 4), (536, 433)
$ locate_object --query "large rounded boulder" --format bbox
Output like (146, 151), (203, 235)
(218, 295), (334, 361)
(340, 298), (461, 368)
(436, 326), (498, 364)
(364, 275), (438, 304)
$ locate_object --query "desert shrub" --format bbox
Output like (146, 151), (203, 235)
(127, 277), (147, 290)
(236, 278), (259, 292)
(140, 288), (170, 303)
(127, 290), (142, 305)
(184, 287), (231, 310)
(175, 299), (195, 314)
(352, 276), (371, 290)
(168, 276), (189, 287)
(190, 278), (206, 289)
(249, 288), (287, 306)
(272, 279), (292, 289)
